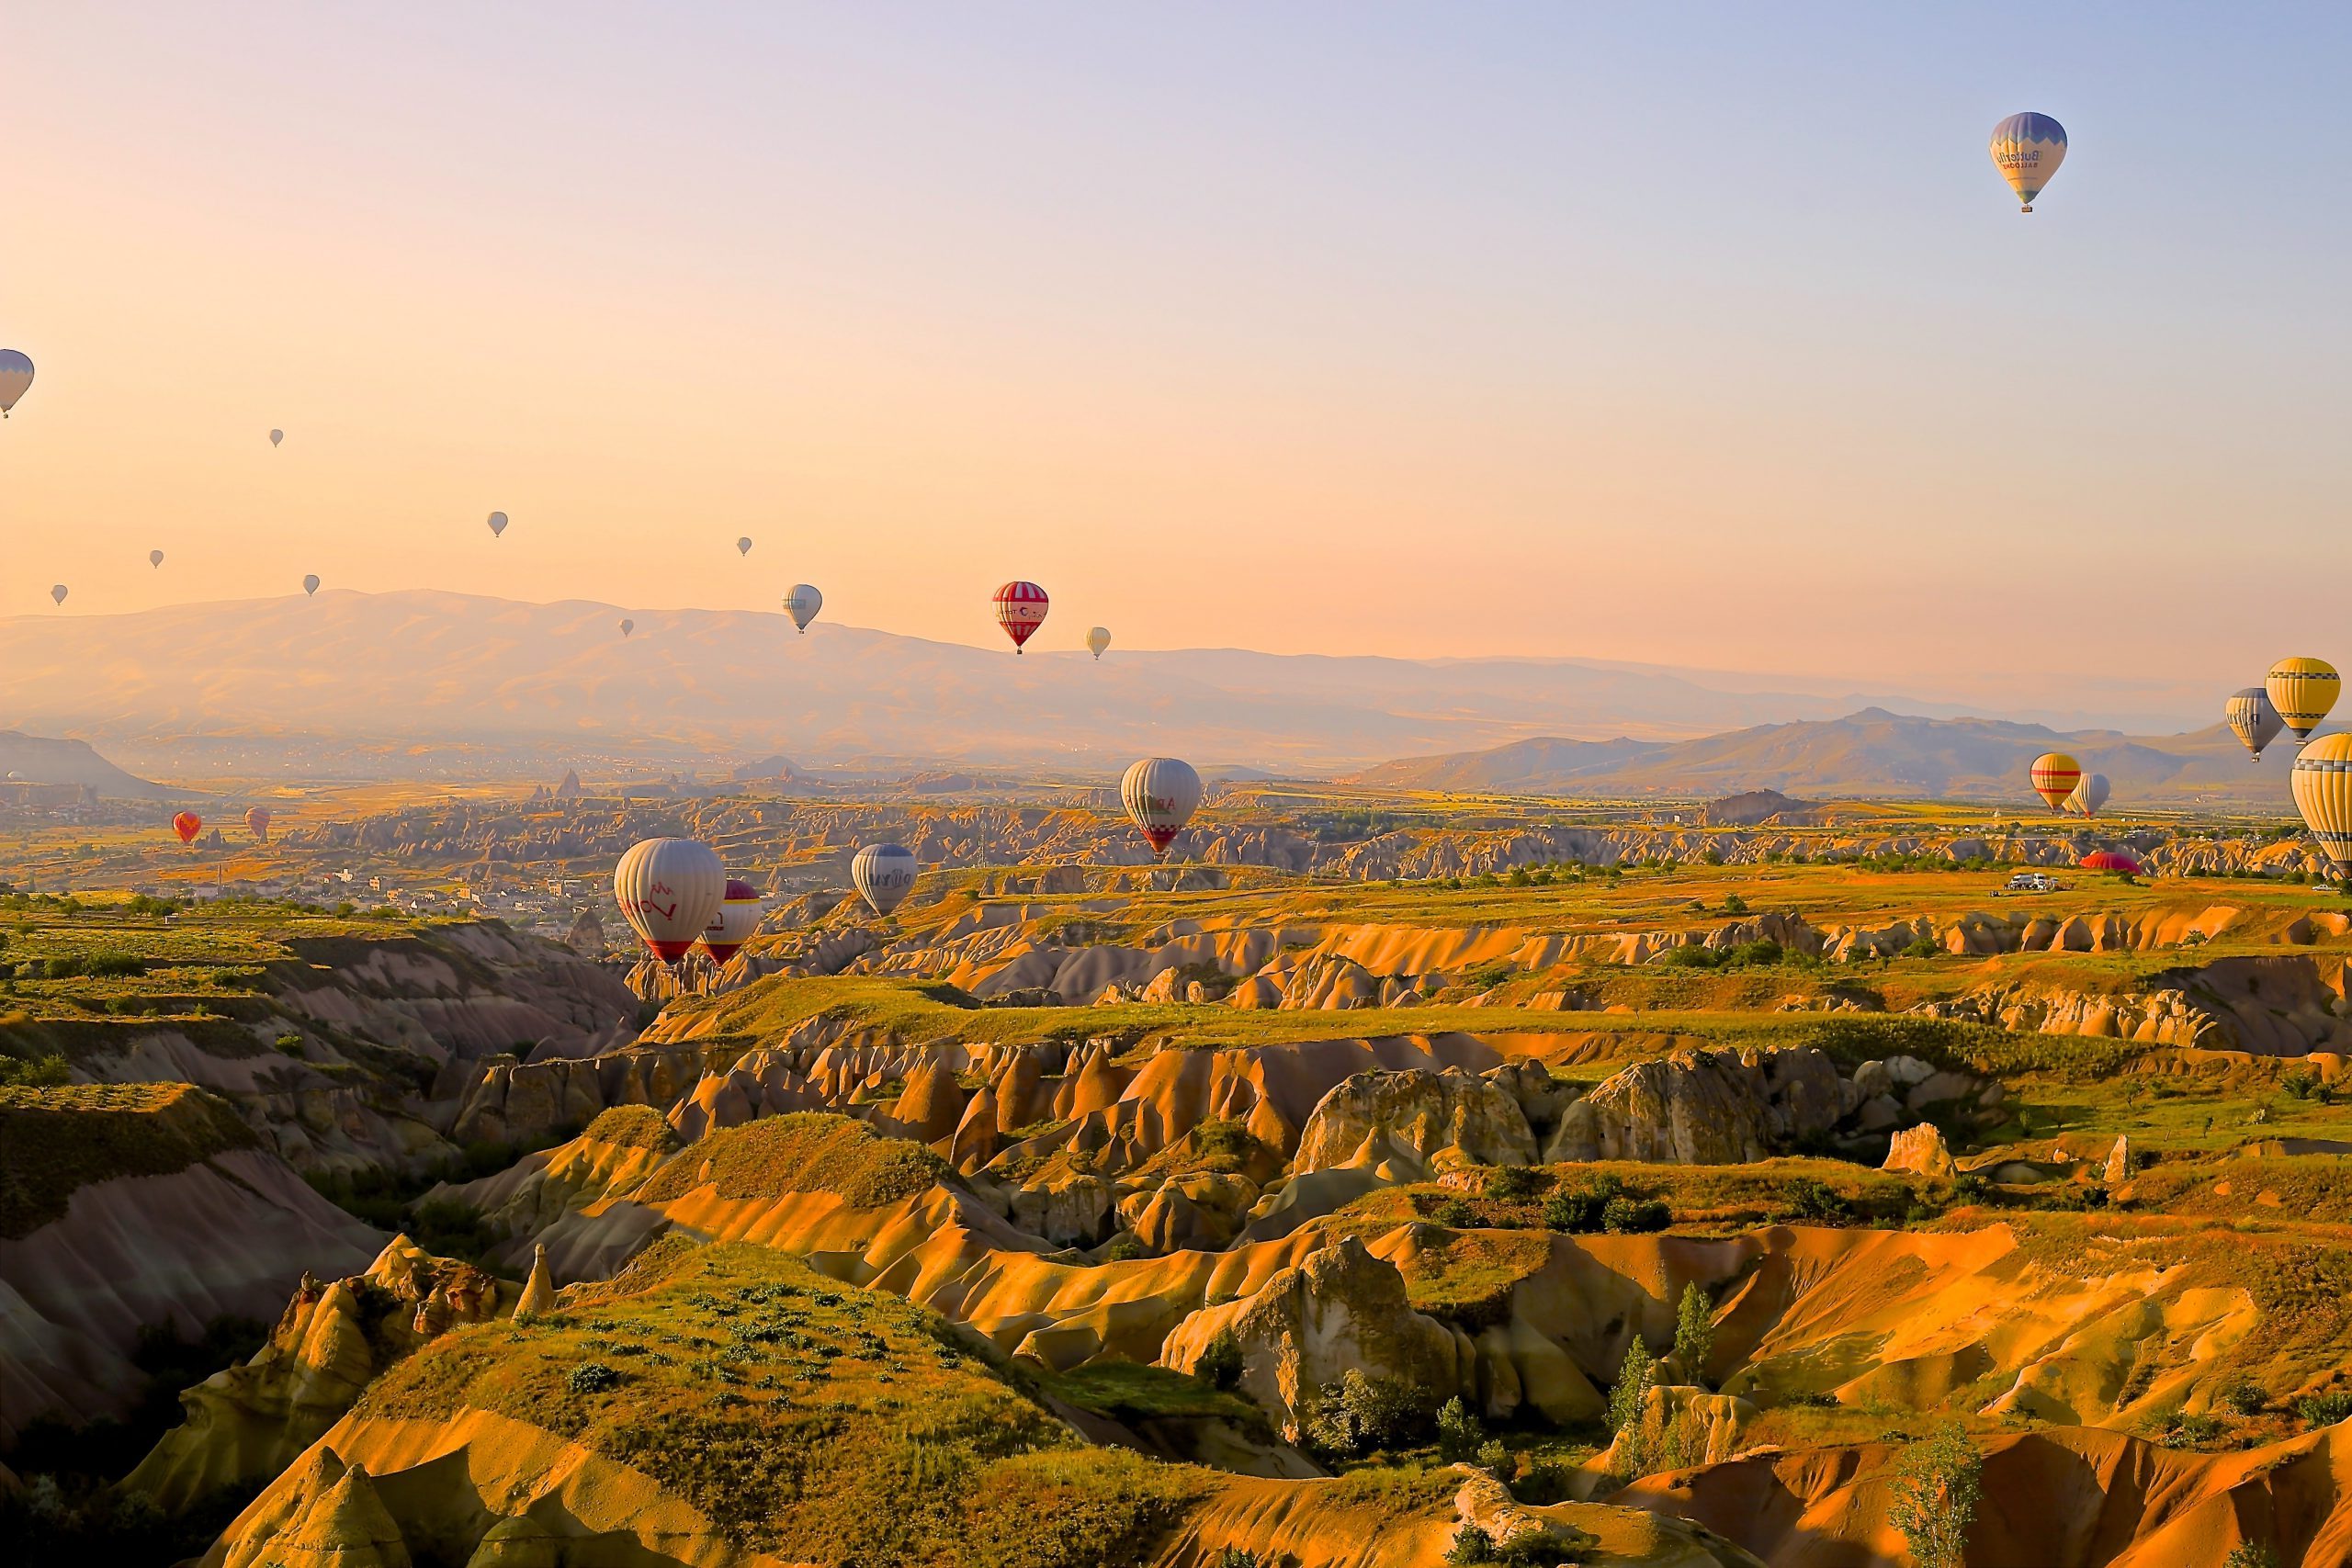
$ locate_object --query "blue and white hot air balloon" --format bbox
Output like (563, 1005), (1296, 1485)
(1989, 113), (2067, 212)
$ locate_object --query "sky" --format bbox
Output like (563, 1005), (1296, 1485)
(4, 2), (2348, 712)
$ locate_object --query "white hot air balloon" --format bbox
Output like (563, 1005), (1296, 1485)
(269, 428), (283, 447)
(1121, 757), (1202, 862)
(2066, 773), (2110, 818)
(614, 838), (726, 963)
(302, 574), (321, 596)
(487, 511), (509, 538)
(49, 584), (67, 607)
(736, 536), (753, 557)
(784, 584), (822, 634)
(0, 350), (33, 417)
(851, 843), (919, 917)
(619, 618), (635, 638)
(149, 550), (164, 569)
(699, 878), (765, 964)
(1087, 626), (1111, 661)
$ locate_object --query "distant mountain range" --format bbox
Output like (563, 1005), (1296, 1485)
(0, 730), (173, 799)
(0, 588), (2113, 779)
(1346, 707), (2297, 808)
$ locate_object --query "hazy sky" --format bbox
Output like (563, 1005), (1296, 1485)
(6, 3), (2347, 703)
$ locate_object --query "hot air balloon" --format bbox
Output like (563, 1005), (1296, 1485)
(269, 429), (284, 447)
(2267, 658), (2340, 744)
(2029, 752), (2081, 811)
(2080, 851), (2141, 875)
(302, 574), (321, 596)
(619, 618), (635, 638)
(245, 807), (272, 843)
(2295, 734), (2352, 883)
(0, 350), (33, 416)
(784, 584), (822, 633)
(2065, 773), (2110, 818)
(2227, 687), (2285, 761)
(1989, 112), (2066, 212)
(699, 878), (764, 964)
(851, 843), (919, 917)
(1122, 756), (1202, 861)
(736, 536), (752, 557)
(614, 838), (726, 963)
(149, 549), (164, 569)
(172, 812), (202, 846)
(49, 585), (67, 607)
(487, 512), (508, 538)
(992, 581), (1048, 653)
(1087, 626), (1111, 661)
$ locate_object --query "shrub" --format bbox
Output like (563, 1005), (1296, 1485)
(1300, 1370), (1428, 1459)
(565, 1361), (621, 1394)
(1101, 1233), (1151, 1263)
(1475, 1438), (1514, 1483)
(1544, 1176), (1623, 1233)
(1484, 1167), (1543, 1204)
(1777, 1178), (1855, 1224)
(1900, 938), (1941, 960)
(0, 1055), (71, 1088)
(2223, 1546), (2281, 1568)
(1193, 1331), (1245, 1393)
(2165, 1410), (2226, 1445)
(2297, 1391), (2352, 1429)
(1435, 1395), (1484, 1462)
(1445, 1525), (1498, 1567)
(2221, 1381), (2267, 1416)
(1601, 1196), (1670, 1235)
(1432, 1197), (1477, 1229)
(1888, 1421), (1981, 1568)
(1720, 893), (1747, 913)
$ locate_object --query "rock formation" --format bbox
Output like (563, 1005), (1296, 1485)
(1293, 1067), (1537, 1176)
(1883, 1122), (1957, 1180)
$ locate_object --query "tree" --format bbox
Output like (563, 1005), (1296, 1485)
(1888, 1421), (1982, 1568)
(1605, 1335), (1659, 1480)
(1672, 1283), (1713, 1388)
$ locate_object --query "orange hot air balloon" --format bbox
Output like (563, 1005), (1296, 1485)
(245, 807), (273, 843)
(2028, 752), (2081, 811)
(172, 812), (202, 845)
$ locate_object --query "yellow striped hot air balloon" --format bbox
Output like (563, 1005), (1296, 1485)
(2292, 732), (2352, 882)
(2029, 752), (2081, 811)
(2267, 658), (2340, 743)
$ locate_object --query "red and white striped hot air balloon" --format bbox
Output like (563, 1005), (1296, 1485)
(699, 879), (764, 964)
(992, 581), (1048, 654)
(1121, 757), (1202, 862)
(245, 807), (273, 843)
(614, 838), (725, 964)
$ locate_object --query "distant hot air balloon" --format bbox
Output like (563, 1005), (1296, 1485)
(2295, 734), (2352, 883)
(614, 838), (726, 963)
(245, 807), (273, 843)
(784, 584), (822, 633)
(2079, 851), (2141, 875)
(2267, 658), (2339, 744)
(736, 536), (752, 557)
(302, 574), (321, 596)
(2065, 773), (2110, 818)
(1989, 112), (2067, 212)
(269, 429), (284, 447)
(1122, 756), (1203, 861)
(699, 878), (764, 964)
(992, 581), (1048, 653)
(49, 584), (67, 606)
(0, 350), (33, 416)
(851, 843), (919, 917)
(172, 812), (202, 846)
(2029, 752), (2081, 811)
(1087, 626), (1111, 661)
(619, 618), (636, 638)
(2227, 687), (2285, 761)
(487, 512), (508, 538)
(149, 549), (164, 569)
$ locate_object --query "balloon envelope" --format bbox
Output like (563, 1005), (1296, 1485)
(302, 574), (321, 596)
(619, 618), (635, 638)
(992, 581), (1048, 652)
(1989, 112), (2066, 210)
(149, 549), (164, 569)
(851, 844), (919, 917)
(2267, 658), (2340, 742)
(736, 536), (752, 557)
(2293, 734), (2352, 880)
(1087, 626), (1111, 660)
(614, 838), (726, 963)
(784, 584), (822, 633)
(1121, 757), (1203, 861)
(0, 349), (33, 415)
(2029, 752), (2081, 811)
(268, 429), (283, 446)
(2080, 851), (2140, 874)
(2066, 773), (2110, 818)
(2228, 687), (2284, 761)
(49, 584), (67, 606)
(172, 812), (202, 845)
(487, 511), (508, 537)
(699, 877), (764, 963)
(245, 807), (273, 843)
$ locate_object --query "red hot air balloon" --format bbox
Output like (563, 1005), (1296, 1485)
(172, 812), (202, 845)
(992, 581), (1048, 653)
(2080, 851), (2142, 875)
(245, 807), (273, 843)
